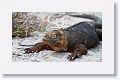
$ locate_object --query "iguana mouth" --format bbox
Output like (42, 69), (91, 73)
(43, 38), (59, 45)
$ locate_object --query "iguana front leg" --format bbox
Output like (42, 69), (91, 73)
(24, 42), (52, 53)
(67, 44), (87, 61)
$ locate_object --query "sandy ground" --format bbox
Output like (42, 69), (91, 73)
(12, 12), (102, 62)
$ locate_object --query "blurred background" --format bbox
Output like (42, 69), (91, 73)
(12, 12), (101, 38)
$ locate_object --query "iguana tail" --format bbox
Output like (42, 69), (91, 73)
(68, 14), (102, 29)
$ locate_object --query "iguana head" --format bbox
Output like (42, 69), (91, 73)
(43, 28), (64, 45)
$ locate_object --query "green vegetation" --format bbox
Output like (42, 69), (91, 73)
(12, 12), (47, 38)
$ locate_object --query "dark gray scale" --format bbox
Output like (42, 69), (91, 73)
(64, 22), (99, 49)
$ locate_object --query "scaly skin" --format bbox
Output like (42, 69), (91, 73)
(24, 14), (102, 61)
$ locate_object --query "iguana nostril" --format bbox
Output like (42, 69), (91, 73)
(44, 35), (49, 39)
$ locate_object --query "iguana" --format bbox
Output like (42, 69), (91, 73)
(24, 14), (102, 61)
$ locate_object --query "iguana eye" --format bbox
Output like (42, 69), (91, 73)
(52, 35), (56, 38)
